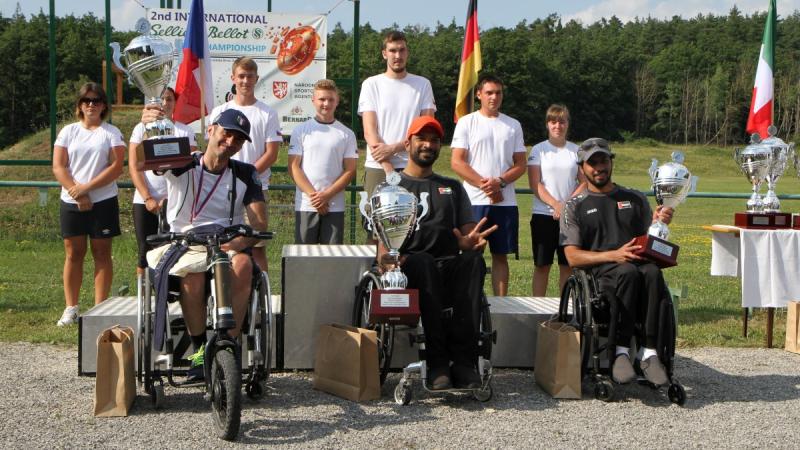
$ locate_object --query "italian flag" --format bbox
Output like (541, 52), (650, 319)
(454, 0), (481, 123)
(746, 0), (776, 138)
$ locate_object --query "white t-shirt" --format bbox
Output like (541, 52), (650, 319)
(208, 100), (282, 186)
(450, 112), (526, 206)
(357, 73), (436, 169)
(288, 118), (358, 212)
(54, 122), (124, 204)
(527, 140), (581, 216)
(129, 121), (197, 204)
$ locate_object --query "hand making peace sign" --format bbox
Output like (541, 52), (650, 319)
(453, 217), (499, 252)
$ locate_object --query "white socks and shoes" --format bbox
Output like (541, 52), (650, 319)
(56, 305), (79, 327)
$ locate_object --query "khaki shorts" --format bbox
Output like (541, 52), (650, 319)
(146, 244), (239, 278)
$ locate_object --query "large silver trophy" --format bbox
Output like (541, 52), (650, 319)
(359, 172), (429, 290)
(647, 152), (697, 240)
(110, 19), (176, 139)
(760, 131), (794, 213)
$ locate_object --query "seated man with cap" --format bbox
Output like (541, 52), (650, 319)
(376, 116), (497, 390)
(147, 109), (268, 380)
(559, 137), (674, 386)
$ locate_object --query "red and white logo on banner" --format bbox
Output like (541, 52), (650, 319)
(273, 81), (288, 99)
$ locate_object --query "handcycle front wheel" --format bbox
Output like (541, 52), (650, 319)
(211, 349), (242, 441)
(352, 271), (395, 385)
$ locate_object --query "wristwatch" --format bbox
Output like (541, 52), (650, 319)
(497, 177), (508, 188)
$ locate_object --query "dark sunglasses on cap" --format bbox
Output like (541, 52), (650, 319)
(80, 97), (104, 106)
(580, 137), (610, 151)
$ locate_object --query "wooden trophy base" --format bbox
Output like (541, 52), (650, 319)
(633, 234), (678, 268)
(369, 289), (420, 326)
(792, 214), (800, 230)
(734, 212), (792, 229)
(137, 136), (192, 171)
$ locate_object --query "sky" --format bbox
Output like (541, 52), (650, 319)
(1, 0), (799, 31)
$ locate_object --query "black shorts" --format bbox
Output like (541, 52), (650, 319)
(530, 213), (567, 266)
(133, 203), (160, 269)
(60, 196), (121, 239)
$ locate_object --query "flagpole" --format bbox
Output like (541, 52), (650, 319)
(198, 58), (207, 150)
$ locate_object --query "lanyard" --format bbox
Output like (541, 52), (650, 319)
(190, 162), (227, 224)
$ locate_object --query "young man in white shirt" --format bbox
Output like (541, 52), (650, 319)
(358, 30), (436, 242)
(450, 74), (527, 296)
(288, 80), (357, 244)
(208, 57), (282, 270)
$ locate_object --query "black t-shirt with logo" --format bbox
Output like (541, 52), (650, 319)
(559, 184), (652, 251)
(398, 172), (475, 257)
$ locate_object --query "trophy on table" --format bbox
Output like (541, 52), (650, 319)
(733, 126), (794, 228)
(633, 152), (696, 268)
(358, 172), (429, 325)
(110, 18), (191, 171)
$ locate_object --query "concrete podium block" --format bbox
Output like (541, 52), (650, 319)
(488, 296), (563, 368)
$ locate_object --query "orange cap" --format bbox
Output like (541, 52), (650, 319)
(406, 116), (444, 140)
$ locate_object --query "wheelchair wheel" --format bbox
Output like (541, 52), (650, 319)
(478, 294), (494, 360)
(255, 272), (273, 377)
(594, 379), (615, 402)
(211, 349), (242, 441)
(394, 380), (412, 405)
(352, 271), (395, 385)
(668, 383), (687, 406)
(473, 384), (493, 402)
(138, 272), (154, 391)
(560, 275), (593, 377)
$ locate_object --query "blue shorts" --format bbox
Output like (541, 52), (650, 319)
(471, 205), (518, 255)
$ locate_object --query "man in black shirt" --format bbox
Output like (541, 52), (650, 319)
(377, 116), (497, 390)
(559, 138), (673, 386)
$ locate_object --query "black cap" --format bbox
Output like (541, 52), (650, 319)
(213, 109), (252, 142)
(577, 137), (614, 163)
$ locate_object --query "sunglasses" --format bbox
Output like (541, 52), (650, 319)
(80, 97), (104, 106)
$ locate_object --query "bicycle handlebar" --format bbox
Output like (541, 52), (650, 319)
(146, 225), (274, 247)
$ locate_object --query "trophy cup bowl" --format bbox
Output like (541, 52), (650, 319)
(110, 20), (176, 139)
(734, 139), (771, 213)
(759, 133), (792, 213)
(648, 152), (695, 240)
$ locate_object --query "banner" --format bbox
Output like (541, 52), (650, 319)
(148, 8), (327, 133)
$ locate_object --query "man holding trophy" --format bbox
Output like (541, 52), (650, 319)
(559, 138), (674, 386)
(375, 116), (497, 390)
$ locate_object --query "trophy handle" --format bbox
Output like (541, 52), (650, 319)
(415, 193), (430, 231)
(108, 42), (130, 79)
(358, 191), (372, 232)
(648, 158), (658, 184)
(689, 176), (699, 197)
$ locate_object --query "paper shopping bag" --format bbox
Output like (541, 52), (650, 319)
(785, 301), (800, 354)
(534, 320), (582, 399)
(312, 324), (380, 402)
(94, 325), (136, 416)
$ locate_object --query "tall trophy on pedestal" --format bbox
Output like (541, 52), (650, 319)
(110, 18), (191, 171)
(633, 152), (696, 268)
(359, 172), (429, 325)
(734, 126), (794, 228)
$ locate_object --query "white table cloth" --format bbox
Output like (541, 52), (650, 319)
(710, 226), (800, 307)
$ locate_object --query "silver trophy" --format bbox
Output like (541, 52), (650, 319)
(110, 18), (176, 139)
(734, 135), (772, 213)
(648, 152), (697, 240)
(359, 172), (429, 289)
(759, 128), (794, 212)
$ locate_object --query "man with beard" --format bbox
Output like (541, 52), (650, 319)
(376, 116), (497, 390)
(559, 138), (674, 387)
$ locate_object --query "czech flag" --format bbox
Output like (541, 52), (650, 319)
(454, 0), (481, 123)
(746, 0), (776, 139)
(173, 0), (214, 124)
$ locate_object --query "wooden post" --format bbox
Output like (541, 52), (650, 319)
(766, 307), (774, 348)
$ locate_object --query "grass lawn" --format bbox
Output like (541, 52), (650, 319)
(1, 111), (798, 347)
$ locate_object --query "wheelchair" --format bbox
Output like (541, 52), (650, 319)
(136, 224), (274, 440)
(352, 266), (495, 405)
(557, 267), (686, 405)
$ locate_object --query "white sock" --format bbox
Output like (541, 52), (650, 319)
(642, 347), (658, 360)
(66, 305), (79, 312)
(615, 346), (630, 357)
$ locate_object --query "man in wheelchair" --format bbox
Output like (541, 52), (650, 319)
(147, 109), (269, 381)
(376, 116), (497, 390)
(559, 138), (673, 387)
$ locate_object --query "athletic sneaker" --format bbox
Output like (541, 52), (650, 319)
(427, 365), (452, 390)
(451, 363), (482, 389)
(186, 343), (205, 382)
(56, 306), (79, 327)
(639, 355), (669, 386)
(612, 354), (636, 384)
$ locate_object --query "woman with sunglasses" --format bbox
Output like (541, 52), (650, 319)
(52, 82), (125, 326)
(128, 87), (198, 278)
(527, 104), (586, 296)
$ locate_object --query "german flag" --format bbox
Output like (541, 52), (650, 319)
(454, 0), (481, 123)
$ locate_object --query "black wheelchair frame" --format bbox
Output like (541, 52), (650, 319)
(558, 267), (687, 405)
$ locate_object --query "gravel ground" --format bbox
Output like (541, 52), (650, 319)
(1, 343), (799, 449)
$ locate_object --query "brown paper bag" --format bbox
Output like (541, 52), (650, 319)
(312, 324), (380, 402)
(94, 325), (136, 416)
(785, 301), (800, 354)
(534, 320), (582, 399)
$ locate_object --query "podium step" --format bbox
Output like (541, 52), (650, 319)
(489, 296), (564, 368)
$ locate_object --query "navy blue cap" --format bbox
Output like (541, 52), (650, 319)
(213, 109), (251, 142)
